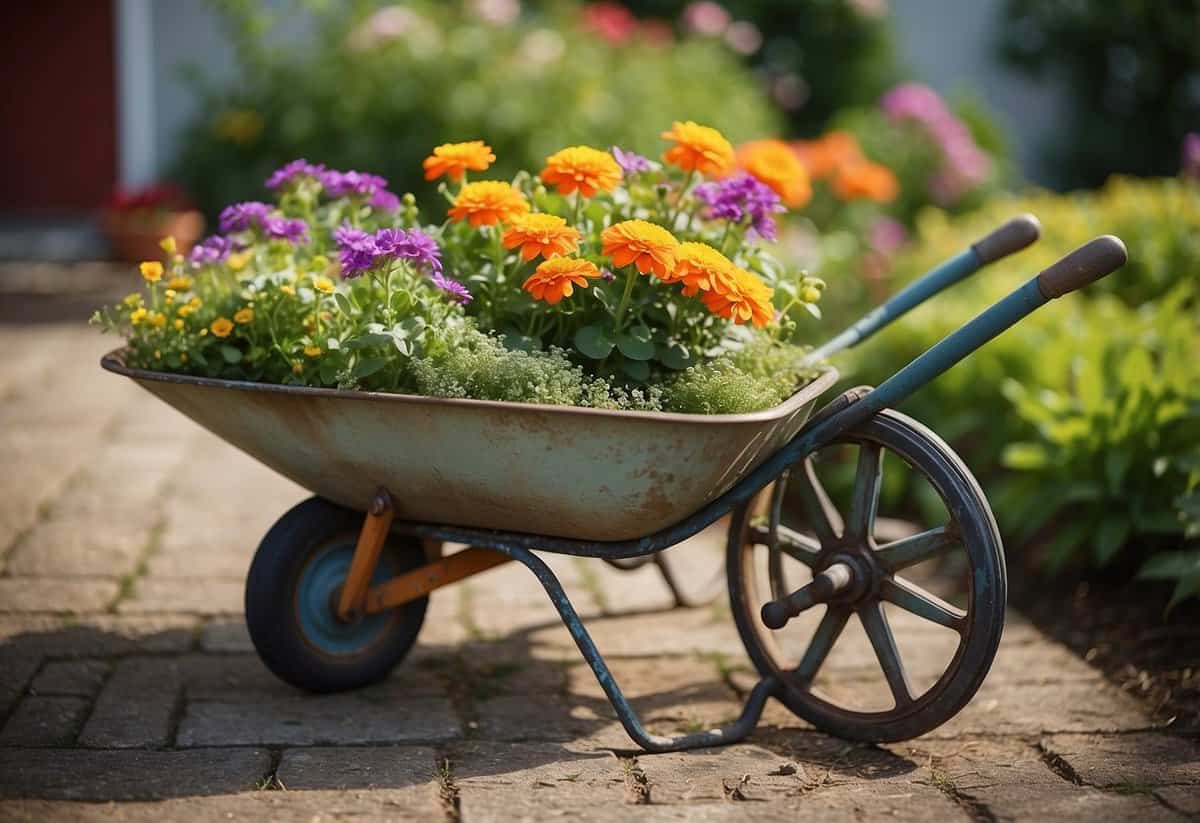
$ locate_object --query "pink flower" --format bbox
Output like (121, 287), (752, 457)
(682, 2), (730, 36)
(581, 2), (638, 45)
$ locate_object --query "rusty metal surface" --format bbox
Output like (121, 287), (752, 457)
(101, 350), (837, 541)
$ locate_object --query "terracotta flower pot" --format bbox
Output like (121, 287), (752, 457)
(101, 209), (205, 262)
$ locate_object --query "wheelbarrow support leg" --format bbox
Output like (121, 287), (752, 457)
(506, 544), (778, 753)
(337, 488), (394, 621)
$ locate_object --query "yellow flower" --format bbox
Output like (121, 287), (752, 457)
(522, 257), (603, 305)
(280, 284), (297, 296)
(173, 319), (185, 331)
(600, 220), (679, 278)
(234, 308), (254, 324)
(665, 241), (737, 296)
(448, 181), (530, 227)
(303, 345), (322, 357)
(422, 140), (496, 181)
(154, 350), (162, 360)
(736, 139), (812, 207)
(129, 307), (148, 325)
(139, 261), (164, 282)
(292, 361), (304, 376)
(159, 236), (177, 255)
(540, 146), (622, 197)
(189, 296), (202, 308)
(313, 276), (335, 294)
(210, 318), (234, 338)
(177, 305), (194, 318)
(502, 213), (583, 261)
(163, 289), (177, 304)
(122, 293), (143, 308)
(701, 267), (775, 328)
(199, 328), (208, 337)
(149, 312), (167, 329)
(168, 275), (193, 291)
(661, 121), (735, 177)
(227, 250), (252, 271)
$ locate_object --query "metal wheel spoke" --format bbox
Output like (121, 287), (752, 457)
(774, 525), (822, 567)
(880, 576), (967, 633)
(792, 606), (851, 685)
(845, 444), (883, 541)
(794, 458), (844, 546)
(875, 526), (959, 572)
(859, 601), (914, 707)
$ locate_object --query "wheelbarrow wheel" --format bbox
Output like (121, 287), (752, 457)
(727, 408), (1006, 742)
(245, 496), (428, 693)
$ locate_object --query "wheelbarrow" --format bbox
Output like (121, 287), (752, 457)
(101, 219), (1128, 751)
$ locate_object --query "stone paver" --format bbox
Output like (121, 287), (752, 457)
(0, 320), (1189, 820)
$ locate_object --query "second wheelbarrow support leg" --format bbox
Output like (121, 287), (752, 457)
(505, 544), (779, 753)
(338, 488), (394, 621)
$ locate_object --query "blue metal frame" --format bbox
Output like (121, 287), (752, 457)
(385, 263), (1056, 752)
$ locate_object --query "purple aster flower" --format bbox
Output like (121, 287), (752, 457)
(333, 224), (378, 278)
(694, 173), (785, 240)
(262, 216), (310, 244)
(264, 159), (325, 190)
(369, 189), (401, 211)
(189, 234), (232, 268)
(611, 146), (657, 176)
(321, 169), (389, 199)
(373, 228), (443, 274)
(218, 201), (273, 233)
(431, 272), (472, 305)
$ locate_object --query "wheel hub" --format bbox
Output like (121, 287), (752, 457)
(761, 544), (881, 630)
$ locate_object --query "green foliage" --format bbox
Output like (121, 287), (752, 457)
(174, 0), (780, 216)
(998, 0), (1200, 188)
(844, 177), (1200, 600)
(663, 337), (816, 414)
(625, 0), (901, 135)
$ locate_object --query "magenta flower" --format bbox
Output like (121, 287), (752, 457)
(321, 170), (389, 199)
(1182, 133), (1200, 179)
(189, 235), (232, 268)
(369, 189), (401, 211)
(264, 159), (325, 190)
(374, 228), (442, 274)
(695, 173), (785, 240)
(333, 224), (377, 278)
(611, 146), (657, 176)
(218, 201), (273, 233)
(263, 216), (310, 244)
(431, 272), (472, 305)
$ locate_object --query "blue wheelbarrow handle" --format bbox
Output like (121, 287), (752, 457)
(810, 214), (1043, 362)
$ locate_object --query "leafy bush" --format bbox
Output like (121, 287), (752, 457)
(998, 0), (1200, 189)
(174, 0), (781, 216)
(843, 177), (1200, 603)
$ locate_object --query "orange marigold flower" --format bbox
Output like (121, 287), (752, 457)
(792, 130), (864, 180)
(210, 317), (234, 338)
(666, 241), (737, 297)
(540, 146), (623, 197)
(832, 161), (899, 203)
(422, 140), (496, 181)
(502, 213), (583, 261)
(600, 219), (679, 278)
(737, 139), (812, 208)
(522, 257), (602, 305)
(701, 267), (775, 328)
(661, 121), (735, 177)
(447, 181), (530, 227)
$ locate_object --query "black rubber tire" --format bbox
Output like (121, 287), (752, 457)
(727, 409), (1007, 742)
(245, 496), (428, 693)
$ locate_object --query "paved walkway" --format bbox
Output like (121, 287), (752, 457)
(0, 324), (1196, 821)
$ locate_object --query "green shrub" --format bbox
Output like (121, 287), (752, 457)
(842, 177), (1200, 603)
(174, 0), (780, 216)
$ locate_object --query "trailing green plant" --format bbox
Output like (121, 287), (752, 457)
(842, 177), (1200, 602)
(174, 0), (780, 216)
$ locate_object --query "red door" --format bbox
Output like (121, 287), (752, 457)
(0, 2), (118, 213)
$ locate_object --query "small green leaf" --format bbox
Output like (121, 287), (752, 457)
(574, 324), (615, 359)
(352, 356), (388, 379)
(220, 345), (243, 364)
(190, 350), (208, 367)
(657, 342), (693, 370)
(346, 333), (392, 349)
(1001, 442), (1048, 470)
(1092, 516), (1131, 566)
(616, 333), (655, 361)
(333, 292), (354, 315)
(501, 331), (539, 352)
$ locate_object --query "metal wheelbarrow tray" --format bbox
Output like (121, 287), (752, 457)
(101, 351), (839, 542)
(100, 219), (1128, 753)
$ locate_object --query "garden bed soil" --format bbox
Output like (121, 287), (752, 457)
(1009, 565), (1200, 736)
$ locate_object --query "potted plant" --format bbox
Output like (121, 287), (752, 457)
(100, 183), (205, 263)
